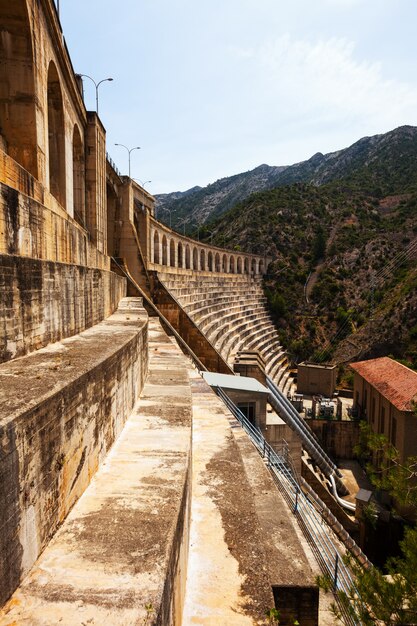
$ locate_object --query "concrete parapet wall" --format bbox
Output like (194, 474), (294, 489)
(1, 318), (192, 626)
(0, 254), (126, 362)
(0, 181), (109, 269)
(0, 298), (148, 606)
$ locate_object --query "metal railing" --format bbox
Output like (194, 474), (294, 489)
(266, 376), (347, 489)
(215, 386), (368, 626)
(106, 153), (122, 178)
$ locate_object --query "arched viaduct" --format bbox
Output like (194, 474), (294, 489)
(148, 218), (266, 276)
(0, 2), (323, 624)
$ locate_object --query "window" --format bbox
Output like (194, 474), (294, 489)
(379, 406), (385, 434)
(237, 403), (256, 425)
(390, 416), (397, 446)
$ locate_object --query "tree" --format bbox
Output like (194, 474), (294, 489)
(320, 424), (417, 625)
(329, 528), (417, 625)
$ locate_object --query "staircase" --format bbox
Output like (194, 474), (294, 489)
(156, 271), (295, 392)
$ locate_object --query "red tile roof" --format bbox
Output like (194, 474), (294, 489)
(350, 357), (417, 412)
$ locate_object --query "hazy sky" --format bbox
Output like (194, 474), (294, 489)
(60, 0), (417, 194)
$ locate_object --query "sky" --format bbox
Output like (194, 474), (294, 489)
(60, 0), (417, 195)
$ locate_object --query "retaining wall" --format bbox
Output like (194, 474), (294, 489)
(307, 419), (360, 459)
(0, 254), (126, 362)
(0, 181), (109, 269)
(0, 298), (148, 606)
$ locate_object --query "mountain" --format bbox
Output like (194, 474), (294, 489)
(198, 125), (417, 370)
(155, 164), (288, 229)
(155, 126), (417, 232)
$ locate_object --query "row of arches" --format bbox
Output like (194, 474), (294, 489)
(0, 1), (85, 222)
(47, 61), (86, 224)
(151, 229), (265, 275)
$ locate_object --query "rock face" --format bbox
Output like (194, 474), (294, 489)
(155, 125), (417, 231)
(166, 125), (417, 367)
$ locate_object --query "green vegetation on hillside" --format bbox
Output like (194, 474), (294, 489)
(197, 127), (417, 365)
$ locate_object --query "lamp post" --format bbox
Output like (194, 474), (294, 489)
(115, 144), (141, 178)
(78, 74), (113, 115)
(178, 218), (187, 236)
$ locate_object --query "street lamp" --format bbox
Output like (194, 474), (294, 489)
(115, 144), (141, 178)
(78, 74), (113, 115)
(178, 217), (187, 236)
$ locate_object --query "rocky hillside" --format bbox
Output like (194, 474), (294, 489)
(197, 126), (417, 370)
(155, 164), (287, 229)
(156, 126), (417, 233)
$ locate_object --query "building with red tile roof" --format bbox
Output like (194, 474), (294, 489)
(350, 357), (417, 463)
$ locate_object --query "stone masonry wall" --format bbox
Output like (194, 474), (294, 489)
(0, 299), (148, 605)
(0, 178), (109, 270)
(0, 254), (126, 362)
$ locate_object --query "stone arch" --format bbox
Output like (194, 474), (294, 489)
(208, 251), (213, 271)
(106, 182), (118, 256)
(185, 244), (191, 269)
(251, 258), (257, 274)
(193, 246), (198, 270)
(237, 257), (243, 274)
(169, 238), (176, 267)
(153, 230), (160, 264)
(244, 257), (249, 274)
(200, 249), (205, 270)
(0, 0), (38, 177)
(259, 259), (265, 274)
(177, 241), (183, 268)
(162, 234), (168, 265)
(72, 124), (85, 226)
(222, 254), (227, 273)
(47, 61), (66, 207)
(229, 256), (235, 273)
(215, 252), (221, 272)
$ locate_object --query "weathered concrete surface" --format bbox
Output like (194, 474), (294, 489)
(182, 369), (274, 625)
(182, 366), (335, 626)
(0, 298), (148, 607)
(0, 179), (109, 269)
(0, 318), (192, 625)
(0, 254), (126, 362)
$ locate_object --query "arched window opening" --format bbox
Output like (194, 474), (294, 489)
(47, 61), (66, 207)
(222, 255), (227, 272)
(237, 257), (243, 274)
(153, 230), (160, 264)
(251, 258), (257, 274)
(170, 239), (176, 267)
(208, 251), (213, 271)
(185, 245), (191, 269)
(162, 235), (168, 265)
(106, 182), (118, 256)
(0, 0), (38, 176)
(178, 242), (183, 268)
(215, 253), (221, 272)
(193, 247), (198, 270)
(200, 249), (205, 270)
(259, 259), (265, 274)
(229, 256), (235, 273)
(72, 125), (85, 226)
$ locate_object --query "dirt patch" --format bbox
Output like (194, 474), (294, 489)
(205, 434), (275, 621)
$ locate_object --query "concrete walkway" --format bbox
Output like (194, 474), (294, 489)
(182, 369), (274, 625)
(0, 319), (192, 625)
